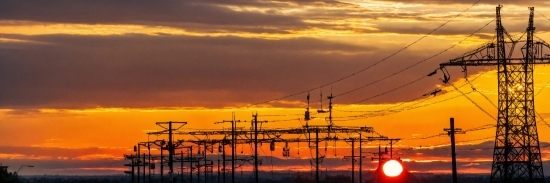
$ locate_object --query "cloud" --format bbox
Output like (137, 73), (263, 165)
(0, 0), (308, 34)
(0, 33), (466, 109)
(371, 0), (550, 6)
(2, 0), (544, 36)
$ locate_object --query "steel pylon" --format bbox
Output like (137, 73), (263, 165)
(440, 6), (550, 183)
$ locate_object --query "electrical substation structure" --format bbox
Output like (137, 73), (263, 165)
(440, 6), (550, 183)
(123, 95), (403, 183)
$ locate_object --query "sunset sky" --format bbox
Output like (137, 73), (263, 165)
(2, 0), (550, 176)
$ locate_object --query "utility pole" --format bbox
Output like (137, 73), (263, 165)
(231, 115), (236, 183)
(222, 140), (226, 183)
(444, 118), (464, 183)
(351, 139), (355, 183)
(231, 116), (236, 183)
(148, 143), (151, 183)
(155, 121), (187, 183)
(190, 146), (193, 183)
(137, 145), (140, 183)
(161, 145), (164, 183)
(371, 146), (387, 168)
(128, 152), (135, 183)
(142, 153), (146, 183)
(315, 128), (320, 183)
(343, 136), (366, 183)
(359, 133), (362, 183)
(216, 113), (245, 183)
(251, 113), (267, 183)
(168, 122), (173, 182)
(204, 143), (208, 183)
(184, 151), (187, 181)
(253, 113), (259, 183)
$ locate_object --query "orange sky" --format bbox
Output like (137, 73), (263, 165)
(2, 0), (550, 176)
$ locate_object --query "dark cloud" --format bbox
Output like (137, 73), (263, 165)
(0, 33), (467, 109)
(372, 0), (550, 6)
(0, 0), (306, 34)
(2, 0), (543, 36)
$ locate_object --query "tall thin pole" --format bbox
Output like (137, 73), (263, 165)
(359, 133), (362, 183)
(351, 139), (355, 183)
(315, 128), (319, 183)
(231, 114), (236, 183)
(444, 117), (464, 183)
(184, 151), (187, 181)
(137, 145), (140, 183)
(169, 122), (174, 183)
(378, 146), (381, 167)
(143, 153), (146, 183)
(450, 118), (458, 183)
(190, 146), (193, 183)
(148, 144), (151, 183)
(253, 113), (259, 183)
(204, 143), (207, 183)
(197, 144), (201, 183)
(161, 146), (164, 183)
(222, 142), (226, 183)
(390, 140), (393, 158)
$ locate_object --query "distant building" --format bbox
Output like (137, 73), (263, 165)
(0, 164), (8, 172)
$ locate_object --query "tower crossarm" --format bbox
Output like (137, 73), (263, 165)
(441, 41), (550, 68)
(442, 42), (497, 67)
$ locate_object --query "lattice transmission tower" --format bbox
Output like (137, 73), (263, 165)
(440, 5), (550, 183)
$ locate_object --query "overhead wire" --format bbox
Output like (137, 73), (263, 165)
(335, 18), (496, 104)
(465, 78), (498, 109)
(450, 84), (497, 120)
(246, 0), (485, 107)
(404, 122), (496, 141)
(336, 70), (489, 113)
(332, 90), (475, 122)
(330, 71), (491, 121)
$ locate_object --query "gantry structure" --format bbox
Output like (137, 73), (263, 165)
(124, 94), (402, 183)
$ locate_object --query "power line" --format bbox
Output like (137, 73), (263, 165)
(331, 71), (490, 120)
(332, 90), (474, 122)
(335, 18), (495, 106)
(336, 70), (489, 114)
(465, 78), (498, 109)
(345, 75), (428, 104)
(247, 0), (484, 107)
(450, 84), (496, 120)
(404, 123), (495, 141)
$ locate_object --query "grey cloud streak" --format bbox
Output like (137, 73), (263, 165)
(373, 0), (550, 6)
(0, 0), (307, 34)
(2, 0), (541, 36)
(0, 33), (460, 109)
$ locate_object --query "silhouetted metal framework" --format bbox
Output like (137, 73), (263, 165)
(176, 124), (375, 183)
(440, 6), (550, 183)
(131, 119), (395, 183)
